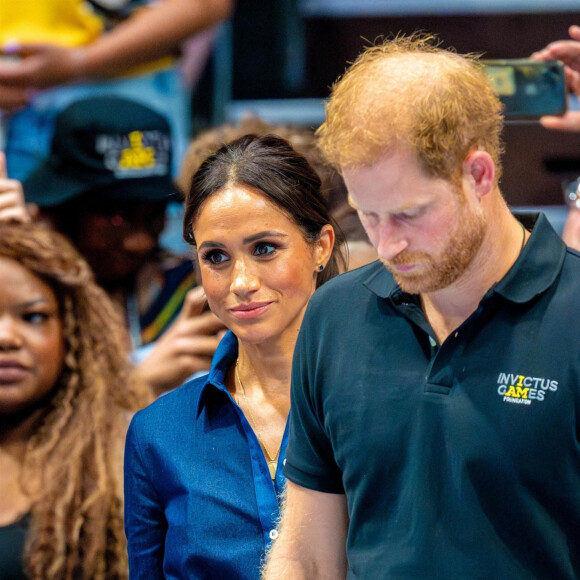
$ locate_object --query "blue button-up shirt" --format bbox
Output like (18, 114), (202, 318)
(124, 332), (288, 579)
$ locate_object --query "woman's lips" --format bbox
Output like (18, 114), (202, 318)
(229, 302), (272, 319)
(0, 361), (29, 384)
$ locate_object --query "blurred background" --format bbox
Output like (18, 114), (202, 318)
(192, 0), (580, 222)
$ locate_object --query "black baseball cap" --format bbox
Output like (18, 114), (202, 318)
(24, 96), (179, 207)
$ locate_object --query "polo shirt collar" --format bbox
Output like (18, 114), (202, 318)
(490, 212), (565, 303)
(196, 330), (238, 417)
(363, 212), (566, 305)
(363, 261), (397, 299)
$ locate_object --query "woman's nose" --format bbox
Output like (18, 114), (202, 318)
(0, 316), (22, 351)
(230, 257), (260, 296)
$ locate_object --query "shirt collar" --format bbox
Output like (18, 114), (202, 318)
(196, 330), (238, 417)
(363, 261), (397, 299)
(363, 212), (566, 305)
(491, 212), (565, 303)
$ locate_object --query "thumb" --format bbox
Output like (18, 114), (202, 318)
(569, 25), (580, 42)
(0, 152), (6, 179)
(180, 285), (209, 318)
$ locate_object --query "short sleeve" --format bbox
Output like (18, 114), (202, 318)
(283, 299), (345, 494)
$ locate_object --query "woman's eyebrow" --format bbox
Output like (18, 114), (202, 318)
(198, 231), (288, 251)
(20, 298), (50, 308)
(242, 231), (288, 244)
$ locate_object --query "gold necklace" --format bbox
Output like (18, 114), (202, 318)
(235, 360), (280, 479)
(519, 220), (527, 254)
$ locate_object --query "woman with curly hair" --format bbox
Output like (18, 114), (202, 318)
(0, 222), (152, 579)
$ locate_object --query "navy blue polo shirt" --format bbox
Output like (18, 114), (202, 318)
(285, 213), (580, 579)
(125, 332), (288, 579)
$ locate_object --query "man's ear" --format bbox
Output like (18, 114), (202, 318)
(463, 150), (495, 200)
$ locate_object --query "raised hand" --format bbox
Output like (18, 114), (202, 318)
(132, 285), (225, 396)
(0, 152), (31, 223)
(532, 25), (580, 131)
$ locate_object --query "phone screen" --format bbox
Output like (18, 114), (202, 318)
(482, 59), (567, 119)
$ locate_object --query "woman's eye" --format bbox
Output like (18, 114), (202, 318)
(23, 311), (50, 324)
(253, 242), (277, 256)
(203, 250), (229, 265)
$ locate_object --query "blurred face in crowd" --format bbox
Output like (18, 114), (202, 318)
(0, 257), (65, 416)
(344, 149), (487, 294)
(193, 184), (329, 349)
(46, 199), (168, 287)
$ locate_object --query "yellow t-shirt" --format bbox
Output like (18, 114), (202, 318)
(0, 0), (104, 47)
(0, 0), (173, 75)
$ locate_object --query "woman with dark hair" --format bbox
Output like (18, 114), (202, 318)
(124, 134), (345, 578)
(0, 222), (152, 579)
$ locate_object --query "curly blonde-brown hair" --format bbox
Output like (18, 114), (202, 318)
(317, 32), (505, 184)
(0, 222), (152, 579)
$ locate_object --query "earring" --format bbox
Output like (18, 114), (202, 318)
(317, 264), (324, 272)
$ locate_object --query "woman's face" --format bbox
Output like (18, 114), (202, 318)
(193, 184), (325, 347)
(0, 257), (65, 416)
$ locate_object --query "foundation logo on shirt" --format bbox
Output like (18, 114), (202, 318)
(96, 130), (171, 179)
(497, 372), (558, 405)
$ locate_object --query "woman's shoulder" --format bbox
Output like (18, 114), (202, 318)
(131, 374), (208, 427)
(126, 375), (212, 456)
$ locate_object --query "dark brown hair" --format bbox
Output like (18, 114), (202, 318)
(183, 134), (346, 286)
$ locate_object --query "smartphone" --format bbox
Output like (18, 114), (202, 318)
(482, 59), (567, 119)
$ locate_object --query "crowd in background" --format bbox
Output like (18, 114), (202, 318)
(1, 5), (580, 579)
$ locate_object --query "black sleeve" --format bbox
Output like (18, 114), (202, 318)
(283, 297), (345, 494)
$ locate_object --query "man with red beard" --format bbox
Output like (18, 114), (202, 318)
(263, 34), (580, 580)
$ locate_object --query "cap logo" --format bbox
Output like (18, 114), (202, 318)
(96, 130), (171, 179)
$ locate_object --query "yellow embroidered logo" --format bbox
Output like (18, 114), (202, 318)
(96, 130), (170, 178)
(497, 373), (558, 405)
(118, 131), (156, 170)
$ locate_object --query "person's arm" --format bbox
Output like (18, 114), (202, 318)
(0, 0), (233, 92)
(262, 481), (349, 579)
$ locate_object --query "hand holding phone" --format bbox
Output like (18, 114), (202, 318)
(531, 25), (580, 131)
